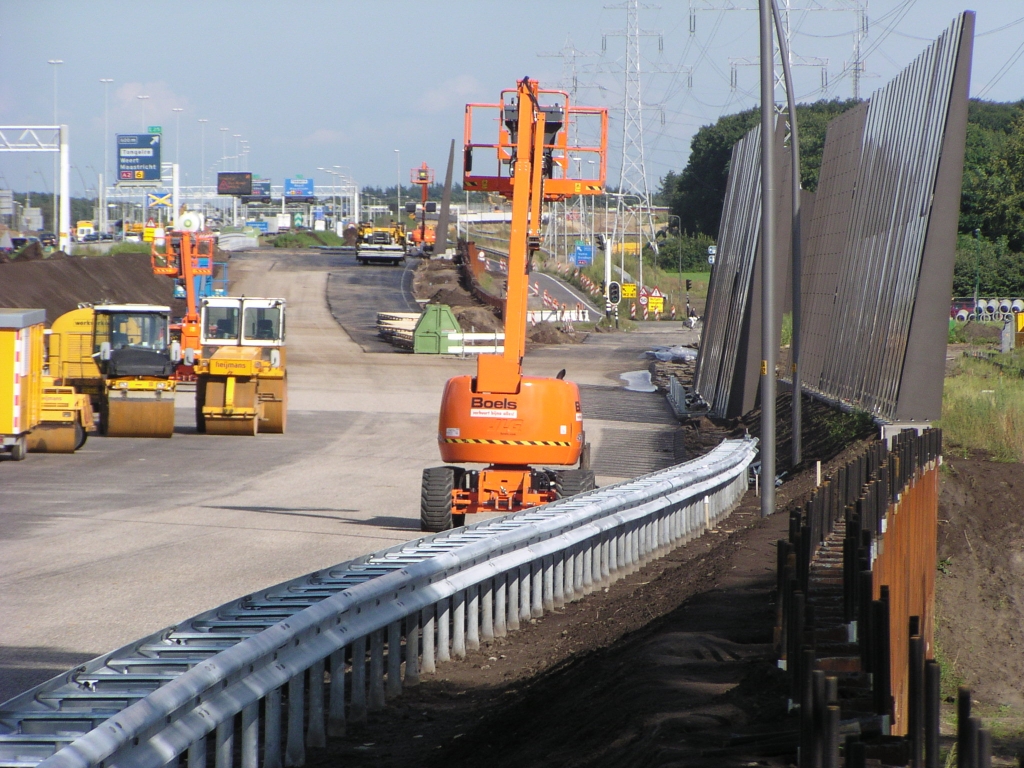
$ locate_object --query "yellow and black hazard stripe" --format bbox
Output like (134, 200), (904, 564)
(442, 438), (572, 447)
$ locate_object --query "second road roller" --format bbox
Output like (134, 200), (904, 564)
(194, 296), (287, 436)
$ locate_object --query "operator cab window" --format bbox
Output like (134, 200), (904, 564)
(206, 307), (240, 340)
(103, 313), (168, 351)
(242, 306), (282, 342)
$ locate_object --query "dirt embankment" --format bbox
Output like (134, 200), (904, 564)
(936, 453), (1024, 708)
(0, 253), (178, 323)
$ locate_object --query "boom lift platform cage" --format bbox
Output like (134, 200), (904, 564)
(463, 83), (608, 201)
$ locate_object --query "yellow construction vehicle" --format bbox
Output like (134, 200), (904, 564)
(355, 221), (407, 265)
(194, 296), (286, 436)
(1, 308), (93, 458)
(49, 304), (177, 438)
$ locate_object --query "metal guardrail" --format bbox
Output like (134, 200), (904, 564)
(0, 439), (755, 768)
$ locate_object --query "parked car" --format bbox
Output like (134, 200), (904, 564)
(38, 232), (57, 246)
(81, 233), (100, 242)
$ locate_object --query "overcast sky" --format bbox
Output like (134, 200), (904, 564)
(1, 1), (1022, 196)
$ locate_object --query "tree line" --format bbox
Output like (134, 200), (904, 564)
(657, 98), (1024, 296)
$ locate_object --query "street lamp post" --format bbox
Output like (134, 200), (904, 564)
(172, 108), (184, 165)
(198, 119), (208, 215)
(99, 78), (113, 233)
(136, 95), (150, 128)
(394, 149), (401, 223)
(48, 59), (63, 234)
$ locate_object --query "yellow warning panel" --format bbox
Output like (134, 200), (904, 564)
(621, 283), (637, 299)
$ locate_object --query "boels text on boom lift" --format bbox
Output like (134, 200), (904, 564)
(420, 77), (607, 532)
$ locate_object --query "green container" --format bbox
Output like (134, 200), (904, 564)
(413, 304), (462, 354)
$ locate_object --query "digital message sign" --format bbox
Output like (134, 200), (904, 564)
(217, 172), (253, 196)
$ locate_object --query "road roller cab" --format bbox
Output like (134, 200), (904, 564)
(50, 304), (177, 438)
(194, 297), (287, 436)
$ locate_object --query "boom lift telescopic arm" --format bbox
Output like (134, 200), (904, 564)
(475, 78), (547, 396)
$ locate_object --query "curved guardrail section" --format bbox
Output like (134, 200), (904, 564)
(0, 438), (756, 768)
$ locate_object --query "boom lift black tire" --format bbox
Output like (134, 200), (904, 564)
(421, 466), (456, 532)
(554, 468), (596, 499)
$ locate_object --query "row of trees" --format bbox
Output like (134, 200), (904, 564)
(658, 98), (1024, 295)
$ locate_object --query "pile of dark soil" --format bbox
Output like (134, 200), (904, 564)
(526, 322), (580, 345)
(0, 252), (177, 323)
(413, 259), (463, 301)
(960, 320), (1002, 342)
(453, 305), (501, 334)
(430, 286), (477, 307)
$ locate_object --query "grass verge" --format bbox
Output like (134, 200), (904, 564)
(939, 352), (1024, 461)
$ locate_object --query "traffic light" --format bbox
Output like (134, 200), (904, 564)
(595, 233), (606, 249)
(608, 281), (621, 304)
(686, 279), (692, 291)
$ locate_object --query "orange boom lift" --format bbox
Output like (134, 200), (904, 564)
(421, 77), (607, 531)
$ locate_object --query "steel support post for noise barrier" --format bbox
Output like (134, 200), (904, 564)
(306, 659), (326, 748)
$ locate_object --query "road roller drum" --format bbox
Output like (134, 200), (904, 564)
(105, 397), (175, 438)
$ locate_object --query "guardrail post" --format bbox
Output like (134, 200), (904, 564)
(350, 635), (367, 721)
(612, 530), (624, 578)
(188, 736), (207, 768)
(264, 688), (282, 768)
(405, 614), (421, 686)
(600, 535), (611, 586)
(542, 555), (555, 612)
(438, 597), (452, 660)
(241, 702), (259, 768)
(216, 716), (234, 768)
(582, 542), (594, 595)
(507, 570), (520, 630)
(467, 584), (481, 650)
(573, 544), (585, 593)
(328, 648), (346, 736)
(386, 621), (403, 698)
(553, 553), (565, 609)
(369, 629), (386, 709)
(285, 673), (305, 767)
(421, 607), (436, 674)
(531, 560), (544, 618)
(481, 579), (495, 640)
(307, 660), (326, 749)
(496, 574), (509, 635)
(453, 591), (467, 659)
(519, 564), (532, 624)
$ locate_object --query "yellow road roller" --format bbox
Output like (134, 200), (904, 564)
(1, 308), (93, 458)
(194, 297), (286, 436)
(49, 304), (177, 438)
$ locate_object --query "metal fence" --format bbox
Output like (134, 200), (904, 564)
(1, 439), (757, 768)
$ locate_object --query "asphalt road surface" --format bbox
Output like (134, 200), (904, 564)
(0, 248), (699, 703)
